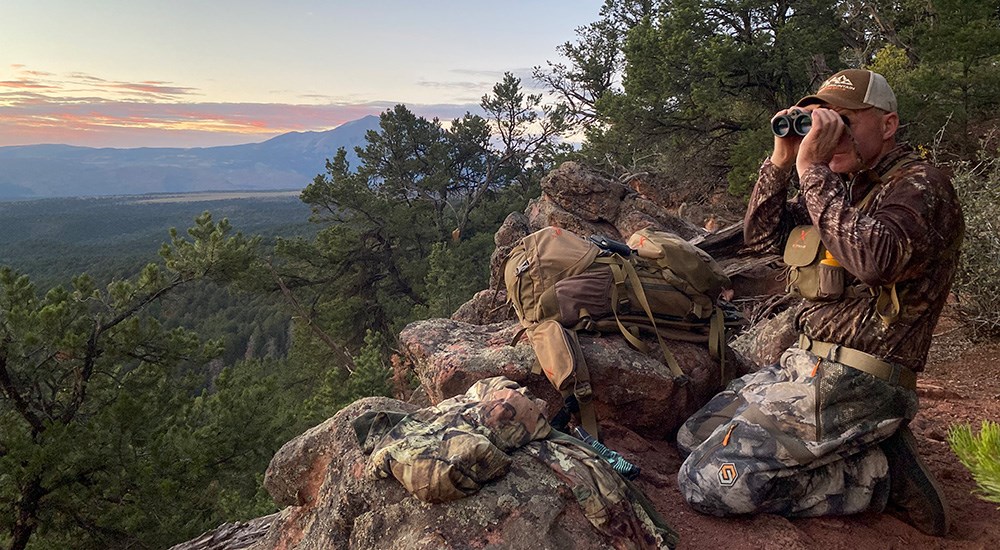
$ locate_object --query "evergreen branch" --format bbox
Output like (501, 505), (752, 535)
(267, 260), (357, 374)
(0, 346), (47, 435)
(63, 274), (191, 425)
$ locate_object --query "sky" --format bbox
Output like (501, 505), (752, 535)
(0, 0), (605, 148)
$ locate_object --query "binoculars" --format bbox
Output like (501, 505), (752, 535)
(772, 109), (851, 137)
(771, 109), (812, 137)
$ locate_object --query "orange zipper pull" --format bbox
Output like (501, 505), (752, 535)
(722, 424), (736, 446)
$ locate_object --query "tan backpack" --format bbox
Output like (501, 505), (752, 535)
(504, 226), (733, 438)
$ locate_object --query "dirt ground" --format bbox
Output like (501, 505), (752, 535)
(609, 312), (1000, 550)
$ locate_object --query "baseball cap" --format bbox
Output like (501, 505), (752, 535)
(796, 69), (897, 112)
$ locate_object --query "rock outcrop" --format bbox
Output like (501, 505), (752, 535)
(253, 397), (639, 550)
(171, 161), (1000, 550)
(173, 161), (794, 550)
(397, 318), (750, 440)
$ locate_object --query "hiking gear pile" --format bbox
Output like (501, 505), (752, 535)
(503, 226), (735, 438)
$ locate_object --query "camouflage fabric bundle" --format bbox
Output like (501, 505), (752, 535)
(523, 433), (678, 549)
(358, 376), (550, 503)
(354, 376), (677, 548)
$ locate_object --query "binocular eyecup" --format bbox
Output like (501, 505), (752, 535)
(771, 109), (812, 137)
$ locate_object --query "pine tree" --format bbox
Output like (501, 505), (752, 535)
(0, 214), (261, 549)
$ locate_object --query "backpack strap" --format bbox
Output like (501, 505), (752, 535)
(856, 154), (921, 326)
(566, 329), (600, 439)
(709, 306), (729, 384)
(601, 255), (689, 382)
(875, 282), (901, 326)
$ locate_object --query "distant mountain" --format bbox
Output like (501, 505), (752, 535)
(0, 115), (381, 199)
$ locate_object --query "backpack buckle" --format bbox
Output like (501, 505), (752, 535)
(514, 259), (530, 276)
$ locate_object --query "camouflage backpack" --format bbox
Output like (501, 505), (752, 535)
(504, 226), (733, 438)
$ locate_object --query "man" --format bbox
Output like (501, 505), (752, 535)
(675, 69), (964, 536)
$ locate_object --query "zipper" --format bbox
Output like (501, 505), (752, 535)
(813, 358), (823, 441)
(693, 422), (735, 470)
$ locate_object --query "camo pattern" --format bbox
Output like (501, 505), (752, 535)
(676, 347), (917, 516)
(744, 145), (963, 372)
(523, 436), (670, 550)
(365, 376), (551, 503)
(360, 376), (672, 547)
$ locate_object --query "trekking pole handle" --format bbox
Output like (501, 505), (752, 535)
(589, 235), (633, 257)
(574, 426), (641, 479)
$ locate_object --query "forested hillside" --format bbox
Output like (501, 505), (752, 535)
(2, 2), (998, 549)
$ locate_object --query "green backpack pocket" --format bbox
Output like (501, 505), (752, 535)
(783, 225), (826, 301)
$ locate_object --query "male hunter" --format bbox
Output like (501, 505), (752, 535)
(675, 69), (964, 536)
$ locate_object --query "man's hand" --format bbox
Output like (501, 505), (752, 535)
(769, 108), (803, 170)
(796, 108), (846, 176)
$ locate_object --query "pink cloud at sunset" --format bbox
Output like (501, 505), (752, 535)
(0, 66), (479, 148)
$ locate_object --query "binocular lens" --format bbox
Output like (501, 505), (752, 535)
(772, 117), (793, 137)
(793, 115), (812, 135)
(771, 110), (811, 137)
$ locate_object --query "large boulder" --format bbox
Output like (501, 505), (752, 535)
(246, 397), (646, 550)
(397, 318), (750, 440)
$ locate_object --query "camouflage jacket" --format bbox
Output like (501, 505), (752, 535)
(744, 145), (964, 372)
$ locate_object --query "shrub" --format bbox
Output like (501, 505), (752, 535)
(950, 142), (1000, 337)
(948, 421), (1000, 506)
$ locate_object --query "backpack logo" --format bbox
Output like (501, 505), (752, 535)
(718, 462), (739, 487)
(791, 228), (809, 249)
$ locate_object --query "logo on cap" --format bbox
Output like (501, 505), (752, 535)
(823, 74), (855, 91)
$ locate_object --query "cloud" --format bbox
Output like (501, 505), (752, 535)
(1, 67), (202, 105)
(417, 68), (549, 100)
(109, 81), (200, 97)
(0, 65), (486, 148)
(0, 78), (58, 90)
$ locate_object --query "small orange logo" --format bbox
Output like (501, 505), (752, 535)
(792, 228), (809, 249)
(718, 463), (739, 487)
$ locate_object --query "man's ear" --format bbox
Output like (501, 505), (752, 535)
(882, 112), (900, 139)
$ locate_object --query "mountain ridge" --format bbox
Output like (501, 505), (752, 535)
(0, 115), (381, 199)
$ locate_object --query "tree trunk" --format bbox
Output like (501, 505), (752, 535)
(9, 477), (44, 550)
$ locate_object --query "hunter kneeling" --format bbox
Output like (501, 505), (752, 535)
(675, 69), (964, 537)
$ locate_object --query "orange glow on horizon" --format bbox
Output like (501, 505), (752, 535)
(1, 64), (477, 148)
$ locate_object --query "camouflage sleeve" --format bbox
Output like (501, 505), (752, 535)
(743, 159), (810, 255)
(798, 162), (940, 286)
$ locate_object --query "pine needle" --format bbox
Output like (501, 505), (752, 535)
(949, 420), (1000, 506)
